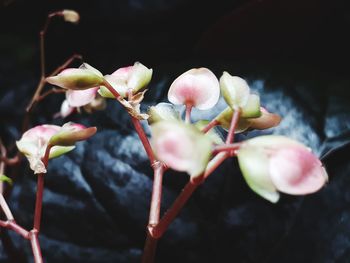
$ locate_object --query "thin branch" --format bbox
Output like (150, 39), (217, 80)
(30, 230), (43, 263)
(0, 220), (30, 239)
(33, 145), (51, 232)
(142, 162), (164, 263)
(26, 54), (82, 113)
(150, 152), (228, 239)
(201, 119), (220, 134)
(0, 194), (14, 220)
(212, 143), (242, 155)
(131, 118), (156, 165)
(225, 108), (241, 144)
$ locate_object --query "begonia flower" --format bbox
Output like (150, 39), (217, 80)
(151, 121), (212, 178)
(147, 103), (180, 125)
(16, 123), (96, 174)
(46, 63), (104, 90)
(237, 135), (328, 203)
(98, 62), (153, 99)
(168, 68), (220, 110)
(220, 72), (254, 110)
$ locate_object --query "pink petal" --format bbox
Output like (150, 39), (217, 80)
(112, 66), (133, 81)
(168, 68), (220, 110)
(66, 87), (98, 107)
(60, 100), (75, 118)
(269, 146), (328, 195)
(22, 125), (61, 142)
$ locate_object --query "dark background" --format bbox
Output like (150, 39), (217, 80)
(1, 0), (350, 262)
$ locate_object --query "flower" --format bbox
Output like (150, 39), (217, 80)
(147, 103), (180, 125)
(216, 107), (281, 133)
(168, 68), (220, 110)
(62, 10), (80, 24)
(58, 87), (105, 118)
(98, 62), (153, 99)
(220, 72), (253, 109)
(151, 121), (212, 178)
(237, 135), (328, 203)
(16, 123), (96, 174)
(46, 63), (104, 90)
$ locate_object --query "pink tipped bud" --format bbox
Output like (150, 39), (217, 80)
(49, 122), (97, 146)
(168, 68), (220, 110)
(46, 63), (103, 90)
(220, 72), (250, 109)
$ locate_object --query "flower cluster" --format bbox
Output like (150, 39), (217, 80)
(43, 62), (328, 202)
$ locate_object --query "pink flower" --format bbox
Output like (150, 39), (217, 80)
(46, 63), (103, 90)
(151, 121), (212, 178)
(168, 68), (220, 110)
(98, 62), (153, 99)
(16, 123), (96, 174)
(237, 135), (328, 202)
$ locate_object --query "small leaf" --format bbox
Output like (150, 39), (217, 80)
(0, 174), (13, 186)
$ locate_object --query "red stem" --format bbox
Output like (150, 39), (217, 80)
(202, 119), (219, 133)
(226, 108), (241, 144)
(0, 194), (14, 220)
(0, 220), (30, 239)
(33, 145), (51, 232)
(30, 230), (43, 263)
(212, 143), (242, 155)
(148, 163), (164, 226)
(103, 79), (156, 164)
(142, 162), (164, 263)
(131, 117), (156, 164)
(151, 152), (228, 238)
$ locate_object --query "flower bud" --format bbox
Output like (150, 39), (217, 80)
(151, 121), (212, 178)
(98, 62), (152, 99)
(220, 72), (250, 109)
(46, 63), (103, 90)
(147, 103), (180, 125)
(49, 122), (97, 146)
(168, 68), (220, 110)
(248, 107), (281, 130)
(62, 10), (80, 24)
(237, 135), (328, 203)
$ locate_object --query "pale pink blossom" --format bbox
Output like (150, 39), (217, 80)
(151, 121), (212, 178)
(16, 123), (96, 174)
(98, 62), (153, 99)
(237, 135), (328, 203)
(168, 68), (220, 110)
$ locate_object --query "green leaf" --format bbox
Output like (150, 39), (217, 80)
(0, 174), (13, 186)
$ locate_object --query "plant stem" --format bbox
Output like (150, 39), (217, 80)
(0, 194), (14, 221)
(30, 230), (43, 263)
(226, 108), (240, 144)
(131, 118), (156, 164)
(142, 162), (164, 263)
(33, 145), (51, 232)
(151, 152), (228, 239)
(185, 104), (192, 124)
(0, 220), (30, 239)
(213, 143), (242, 155)
(148, 162), (164, 226)
(103, 79), (156, 164)
(201, 119), (219, 133)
